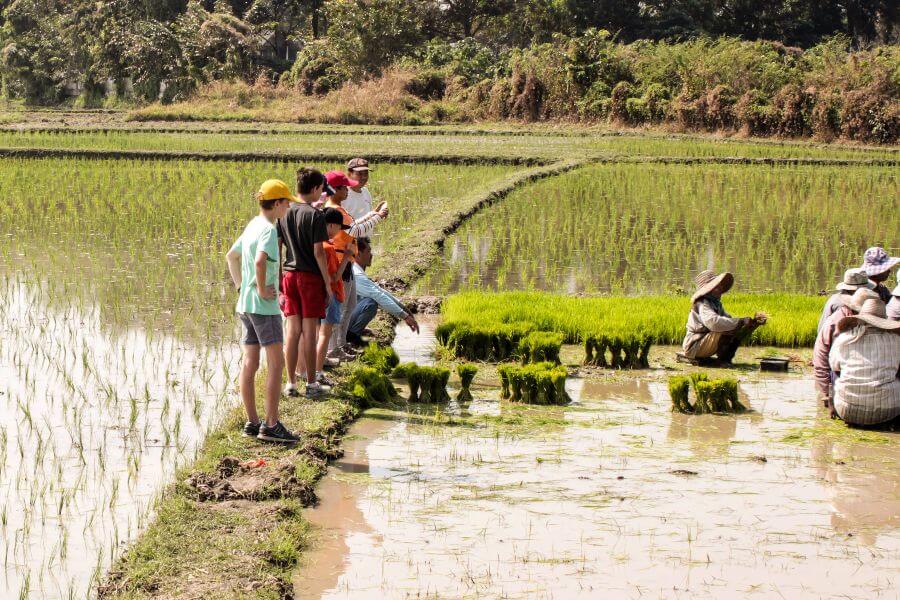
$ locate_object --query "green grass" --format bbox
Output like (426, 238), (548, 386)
(0, 129), (896, 161)
(441, 291), (823, 348)
(417, 162), (898, 296)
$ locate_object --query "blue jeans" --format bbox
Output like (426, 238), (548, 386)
(347, 297), (378, 342)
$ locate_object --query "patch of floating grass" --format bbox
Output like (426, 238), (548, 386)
(781, 419), (895, 446)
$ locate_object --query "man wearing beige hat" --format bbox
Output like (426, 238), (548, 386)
(814, 287), (879, 406)
(817, 268), (875, 334)
(682, 270), (766, 365)
(829, 296), (900, 427)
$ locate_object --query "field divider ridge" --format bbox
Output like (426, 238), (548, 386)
(0, 147), (550, 166)
(591, 154), (899, 167)
(377, 159), (588, 293)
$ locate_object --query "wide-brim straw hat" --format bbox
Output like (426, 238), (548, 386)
(836, 267), (876, 292)
(860, 246), (900, 277)
(893, 284), (900, 298)
(837, 296), (900, 332)
(838, 287), (879, 309)
(691, 270), (734, 303)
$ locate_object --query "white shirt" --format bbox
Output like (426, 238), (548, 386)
(829, 326), (900, 425)
(344, 187), (374, 222)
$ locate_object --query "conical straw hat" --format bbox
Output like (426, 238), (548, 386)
(691, 270), (734, 303)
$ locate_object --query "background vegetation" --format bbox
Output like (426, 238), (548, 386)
(0, 1), (897, 140)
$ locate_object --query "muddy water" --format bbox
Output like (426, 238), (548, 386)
(0, 277), (240, 598)
(295, 326), (899, 599)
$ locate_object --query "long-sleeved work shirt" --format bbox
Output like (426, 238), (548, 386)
(829, 326), (900, 426)
(813, 305), (853, 399)
(682, 296), (741, 357)
(817, 292), (850, 334)
(352, 263), (408, 319)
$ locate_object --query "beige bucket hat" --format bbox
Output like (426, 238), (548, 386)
(837, 295), (900, 332)
(838, 286), (879, 309)
(836, 268), (876, 292)
(691, 270), (734, 303)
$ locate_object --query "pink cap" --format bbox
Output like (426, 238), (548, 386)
(325, 170), (358, 189)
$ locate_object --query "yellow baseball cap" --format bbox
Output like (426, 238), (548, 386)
(256, 179), (298, 203)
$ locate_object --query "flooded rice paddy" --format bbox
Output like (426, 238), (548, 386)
(0, 276), (239, 598)
(417, 163), (899, 296)
(295, 325), (899, 599)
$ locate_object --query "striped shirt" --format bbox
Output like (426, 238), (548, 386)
(829, 327), (900, 425)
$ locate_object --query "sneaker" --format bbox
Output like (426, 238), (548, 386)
(316, 372), (335, 387)
(283, 383), (300, 398)
(328, 348), (356, 361)
(341, 344), (362, 356)
(257, 421), (300, 444)
(242, 421), (261, 437)
(323, 356), (341, 368)
(305, 381), (330, 398)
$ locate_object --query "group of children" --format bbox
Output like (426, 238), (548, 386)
(226, 159), (387, 443)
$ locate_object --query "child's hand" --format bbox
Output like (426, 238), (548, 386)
(259, 285), (276, 300)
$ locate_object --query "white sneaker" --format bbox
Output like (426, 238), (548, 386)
(283, 383), (300, 398)
(316, 372), (335, 386)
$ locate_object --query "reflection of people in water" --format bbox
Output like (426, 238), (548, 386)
(811, 438), (900, 546)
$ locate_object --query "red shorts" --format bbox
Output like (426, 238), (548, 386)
(280, 271), (327, 319)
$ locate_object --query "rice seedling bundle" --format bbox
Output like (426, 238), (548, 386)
(435, 321), (534, 361)
(347, 365), (398, 406)
(518, 331), (564, 364)
(498, 362), (570, 405)
(442, 291), (821, 348)
(456, 363), (478, 402)
(358, 343), (400, 374)
(669, 372), (744, 414)
(392, 363), (451, 403)
(583, 333), (653, 368)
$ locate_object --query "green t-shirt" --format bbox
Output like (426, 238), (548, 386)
(230, 215), (280, 316)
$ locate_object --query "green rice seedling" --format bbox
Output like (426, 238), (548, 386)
(347, 366), (398, 406)
(358, 343), (400, 375)
(418, 163), (898, 298)
(518, 331), (564, 364)
(440, 291), (823, 348)
(456, 363), (478, 402)
(391, 363), (451, 403)
(673, 372), (743, 414)
(437, 321), (535, 361)
(668, 376), (692, 413)
(498, 362), (570, 405)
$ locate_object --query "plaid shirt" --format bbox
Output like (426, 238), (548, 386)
(829, 327), (900, 425)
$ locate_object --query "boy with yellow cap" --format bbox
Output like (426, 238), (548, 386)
(225, 179), (300, 444)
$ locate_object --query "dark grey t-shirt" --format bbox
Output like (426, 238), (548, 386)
(277, 202), (328, 273)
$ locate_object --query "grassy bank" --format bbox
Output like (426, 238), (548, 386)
(100, 373), (360, 599)
(440, 291), (823, 348)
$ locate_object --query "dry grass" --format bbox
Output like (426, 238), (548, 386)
(129, 72), (439, 125)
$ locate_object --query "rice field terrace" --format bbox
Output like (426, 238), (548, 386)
(0, 129), (898, 162)
(0, 121), (897, 599)
(0, 153), (517, 598)
(417, 162), (899, 296)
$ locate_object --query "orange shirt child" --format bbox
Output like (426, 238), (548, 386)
(323, 240), (345, 303)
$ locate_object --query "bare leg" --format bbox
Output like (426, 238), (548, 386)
(301, 317), (319, 385)
(316, 322), (334, 375)
(263, 343), (285, 426)
(240, 344), (261, 424)
(284, 315), (303, 384)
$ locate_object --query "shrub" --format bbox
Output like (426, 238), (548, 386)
(772, 84), (812, 137)
(810, 90), (842, 141)
(736, 89), (776, 136)
(404, 69), (447, 100)
(625, 97), (650, 123)
(284, 40), (352, 95)
(609, 81), (634, 123)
